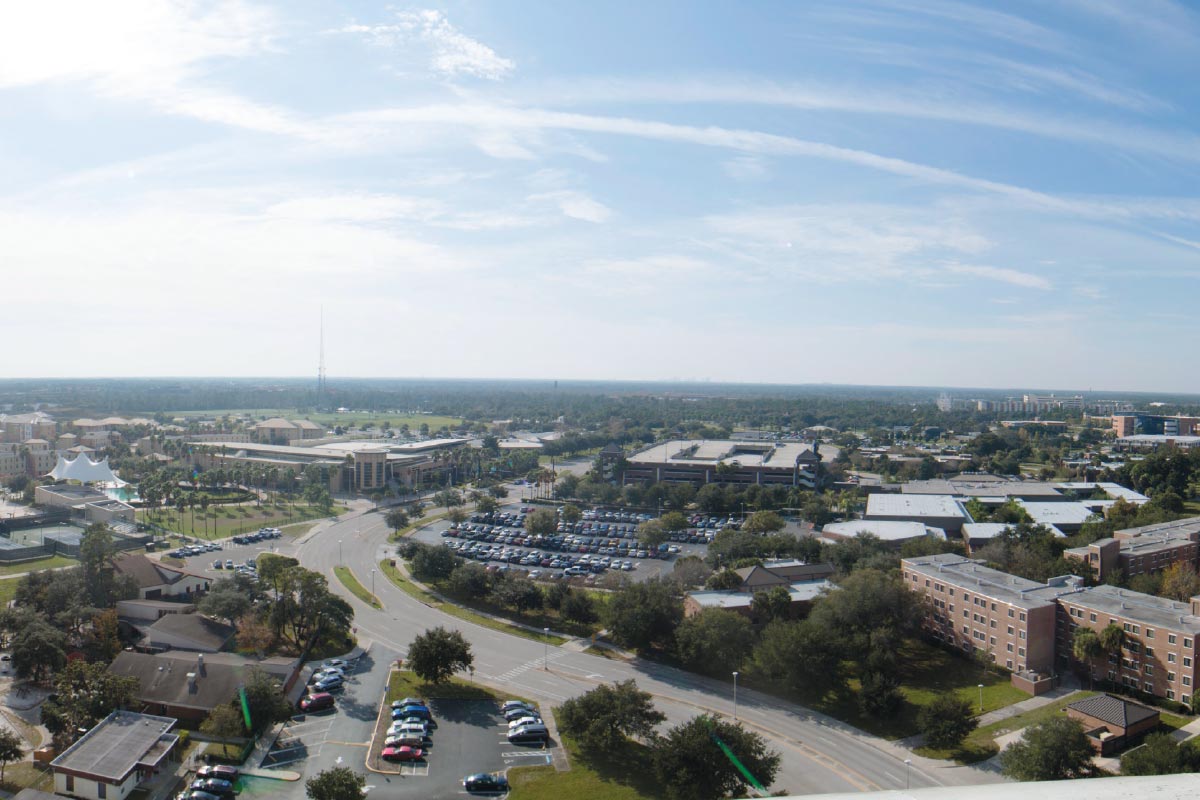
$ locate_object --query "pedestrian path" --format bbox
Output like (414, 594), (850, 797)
(975, 684), (1080, 727)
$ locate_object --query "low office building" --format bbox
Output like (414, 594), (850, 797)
(734, 560), (835, 591)
(622, 440), (821, 488)
(866, 494), (968, 534)
(684, 579), (831, 620)
(1016, 500), (1099, 535)
(1065, 694), (1159, 755)
(252, 418), (324, 444)
(1064, 518), (1200, 582)
(901, 553), (1082, 675)
(1057, 586), (1200, 704)
(34, 484), (135, 525)
(112, 553), (210, 600)
(51, 711), (179, 800)
(142, 613), (235, 653)
(961, 522), (1065, 554)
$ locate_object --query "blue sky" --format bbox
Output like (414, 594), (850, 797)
(3, 1), (1200, 392)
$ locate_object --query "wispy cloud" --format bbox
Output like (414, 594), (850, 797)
(331, 9), (514, 80)
(944, 263), (1052, 290)
(529, 191), (611, 223)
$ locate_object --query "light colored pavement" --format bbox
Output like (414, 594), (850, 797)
(293, 496), (1010, 796)
(975, 684), (1081, 727)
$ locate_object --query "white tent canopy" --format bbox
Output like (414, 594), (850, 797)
(46, 453), (127, 486)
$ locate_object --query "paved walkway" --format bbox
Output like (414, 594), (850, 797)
(975, 684), (1081, 727)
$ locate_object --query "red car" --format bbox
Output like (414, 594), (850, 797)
(381, 746), (424, 762)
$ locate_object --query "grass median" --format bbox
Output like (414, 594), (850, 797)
(334, 566), (381, 608)
(509, 732), (658, 800)
(379, 560), (567, 645)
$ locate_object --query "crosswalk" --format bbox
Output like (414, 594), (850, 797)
(485, 650), (570, 682)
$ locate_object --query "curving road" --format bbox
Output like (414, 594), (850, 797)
(295, 502), (1007, 796)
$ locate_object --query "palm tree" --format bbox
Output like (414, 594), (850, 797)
(1072, 627), (1103, 689)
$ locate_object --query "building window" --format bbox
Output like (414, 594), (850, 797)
(1185, 657), (1193, 668)
(1090, 613), (1097, 622)
(1168, 690), (1176, 700)
(1169, 653), (1177, 663)
(1007, 626), (1014, 635)
(1147, 628), (1155, 639)
(1146, 682), (1154, 692)
(990, 636), (996, 645)
(1006, 660), (1013, 669)
(1018, 647), (1026, 657)
(1146, 664), (1154, 675)
(98, 782), (106, 800)
(1184, 676), (1192, 687)
(1129, 642), (1141, 653)
(964, 610), (969, 618)
(1169, 671), (1176, 681)
(1006, 643), (1013, 652)
(1019, 630), (1026, 640)
(65, 776), (73, 792)
(1020, 612), (1026, 622)
(1183, 695), (1191, 706)
(1147, 648), (1155, 657)
(1170, 634), (1178, 644)
(1008, 609), (1014, 618)
(1187, 638), (1194, 649)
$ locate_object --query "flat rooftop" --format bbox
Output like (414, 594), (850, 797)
(1067, 585), (1200, 634)
(1017, 501), (1099, 526)
(902, 553), (1082, 610)
(51, 711), (177, 782)
(962, 522), (1066, 541)
(629, 439), (818, 468)
(866, 494), (965, 520)
(688, 579), (832, 610)
(822, 520), (943, 542)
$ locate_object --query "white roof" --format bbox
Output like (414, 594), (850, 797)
(865, 494), (965, 520)
(822, 520), (943, 542)
(688, 579), (832, 609)
(962, 522), (1066, 540)
(46, 453), (127, 486)
(629, 439), (818, 468)
(1017, 500), (1098, 526)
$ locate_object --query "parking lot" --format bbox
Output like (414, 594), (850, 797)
(411, 507), (735, 584)
(164, 527), (297, 581)
(368, 694), (555, 796)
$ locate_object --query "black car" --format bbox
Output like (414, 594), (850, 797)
(463, 773), (509, 793)
(190, 778), (234, 796)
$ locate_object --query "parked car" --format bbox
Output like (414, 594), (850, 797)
(381, 745), (424, 762)
(323, 659), (349, 670)
(391, 697), (425, 708)
(190, 779), (234, 797)
(396, 704), (433, 721)
(298, 692), (334, 712)
(179, 792), (222, 800)
(384, 732), (430, 748)
(313, 675), (344, 692)
(501, 700), (535, 714)
(508, 715), (542, 729)
(225, 559), (234, 569)
(508, 724), (549, 744)
(504, 706), (538, 722)
(463, 773), (509, 793)
(196, 766), (239, 782)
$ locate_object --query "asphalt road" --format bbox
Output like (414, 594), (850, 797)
(288, 498), (1009, 797)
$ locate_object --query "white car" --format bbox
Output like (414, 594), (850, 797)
(507, 715), (542, 729)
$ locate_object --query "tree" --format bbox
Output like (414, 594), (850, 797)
(407, 626), (474, 684)
(603, 579), (683, 651)
(447, 563), (492, 600)
(1098, 622), (1126, 656)
(475, 496), (498, 516)
(918, 693), (978, 750)
(306, 767), (366, 800)
(999, 716), (1094, 781)
(561, 590), (598, 624)
(200, 580), (253, 627)
(42, 660), (140, 743)
(1121, 732), (1188, 776)
(858, 670), (904, 718)
(0, 729), (23, 782)
(201, 704), (248, 740)
(705, 569), (743, 591)
(1071, 627), (1103, 686)
(638, 519), (670, 548)
(492, 577), (543, 613)
(556, 680), (665, 750)
(525, 508), (557, 536)
(807, 568), (917, 667)
(750, 586), (792, 623)
(674, 609), (756, 676)
(236, 612), (276, 656)
(241, 667), (294, 735)
(742, 511), (785, 535)
(652, 714), (781, 800)
(79, 523), (117, 606)
(11, 618), (67, 682)
(561, 503), (582, 524)
(1160, 562), (1200, 602)
(385, 508), (410, 532)
(750, 619), (844, 698)
(660, 511), (689, 532)
(409, 544), (460, 581)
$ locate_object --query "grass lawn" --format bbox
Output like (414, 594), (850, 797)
(379, 561), (567, 645)
(387, 669), (510, 702)
(334, 566), (381, 608)
(139, 502), (347, 539)
(280, 521), (319, 538)
(759, 638), (1030, 742)
(0, 762), (54, 793)
(0, 554), (78, 576)
(509, 733), (660, 800)
(0, 578), (19, 608)
(920, 690), (1101, 763)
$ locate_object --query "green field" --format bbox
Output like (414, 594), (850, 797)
(139, 502), (346, 539)
(919, 691), (1100, 762)
(386, 669), (511, 702)
(154, 409), (464, 431)
(0, 554), (78, 577)
(509, 732), (658, 800)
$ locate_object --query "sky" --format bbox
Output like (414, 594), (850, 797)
(3, 1), (1200, 392)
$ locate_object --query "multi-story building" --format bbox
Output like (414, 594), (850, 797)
(0, 412), (56, 443)
(1057, 586), (1200, 706)
(901, 553), (1080, 675)
(1064, 518), (1200, 582)
(251, 418), (324, 444)
(622, 440), (821, 488)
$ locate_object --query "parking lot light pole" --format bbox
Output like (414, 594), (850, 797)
(978, 683), (984, 713)
(732, 671), (739, 719)
(904, 759), (912, 789)
(543, 628), (550, 670)
(338, 539), (343, 565)
(371, 568), (377, 598)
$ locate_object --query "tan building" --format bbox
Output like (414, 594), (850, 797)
(252, 418), (324, 444)
(1064, 517), (1200, 582)
(901, 553), (1078, 675)
(623, 440), (821, 488)
(1, 412), (56, 443)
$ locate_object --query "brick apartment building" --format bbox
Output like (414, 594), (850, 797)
(903, 551), (1200, 708)
(1064, 518), (1200, 582)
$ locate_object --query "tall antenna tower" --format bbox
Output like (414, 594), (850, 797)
(318, 306), (327, 398)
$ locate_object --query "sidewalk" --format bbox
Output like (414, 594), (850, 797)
(975, 683), (1081, 727)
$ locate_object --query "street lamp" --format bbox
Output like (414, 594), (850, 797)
(371, 568), (377, 598)
(338, 539), (343, 564)
(978, 683), (984, 713)
(732, 671), (739, 720)
(904, 759), (911, 790)
(543, 628), (550, 670)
